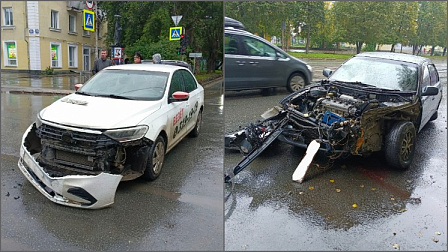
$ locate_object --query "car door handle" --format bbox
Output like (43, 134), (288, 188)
(249, 61), (258, 65)
(236, 61), (246, 65)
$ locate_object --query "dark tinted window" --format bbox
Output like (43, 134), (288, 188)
(428, 64), (439, 85)
(169, 71), (184, 97)
(225, 34), (239, 55)
(181, 70), (197, 92)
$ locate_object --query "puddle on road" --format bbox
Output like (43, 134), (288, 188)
(1, 73), (90, 90)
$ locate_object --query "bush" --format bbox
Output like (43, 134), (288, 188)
(363, 43), (376, 52)
(43, 66), (54, 75)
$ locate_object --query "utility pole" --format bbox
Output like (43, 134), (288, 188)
(95, 1), (98, 59)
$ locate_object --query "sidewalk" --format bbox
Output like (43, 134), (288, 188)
(1, 76), (223, 96)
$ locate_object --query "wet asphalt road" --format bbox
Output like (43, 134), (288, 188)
(1, 80), (224, 251)
(224, 59), (447, 250)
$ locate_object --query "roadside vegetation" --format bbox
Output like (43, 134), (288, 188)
(226, 1), (446, 56)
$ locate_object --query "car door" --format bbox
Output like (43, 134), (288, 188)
(180, 69), (201, 131)
(419, 64), (433, 130)
(428, 64), (442, 110)
(167, 70), (189, 148)
(238, 35), (279, 88)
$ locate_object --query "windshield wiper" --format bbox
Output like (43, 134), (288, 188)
(331, 80), (401, 92)
(75, 91), (92, 96)
(105, 94), (133, 100)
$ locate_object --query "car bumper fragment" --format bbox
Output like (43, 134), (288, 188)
(18, 124), (122, 209)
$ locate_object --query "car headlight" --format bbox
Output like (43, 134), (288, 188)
(104, 125), (149, 142)
(306, 64), (313, 72)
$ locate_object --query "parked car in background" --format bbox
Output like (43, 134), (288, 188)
(224, 17), (313, 95)
(18, 63), (204, 209)
(225, 52), (442, 183)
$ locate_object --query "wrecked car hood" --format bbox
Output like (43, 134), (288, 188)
(39, 93), (162, 129)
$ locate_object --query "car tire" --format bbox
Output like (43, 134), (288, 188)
(384, 121), (416, 170)
(189, 110), (202, 137)
(287, 73), (306, 93)
(142, 135), (166, 181)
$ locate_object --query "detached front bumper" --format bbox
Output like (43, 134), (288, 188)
(18, 124), (122, 209)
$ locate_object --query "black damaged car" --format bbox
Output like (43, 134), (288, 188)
(225, 52), (442, 183)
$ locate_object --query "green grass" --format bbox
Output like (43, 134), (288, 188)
(195, 70), (223, 83)
(289, 52), (354, 59)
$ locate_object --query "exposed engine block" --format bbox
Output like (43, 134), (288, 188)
(314, 94), (361, 118)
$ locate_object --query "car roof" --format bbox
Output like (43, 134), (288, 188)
(103, 63), (188, 73)
(225, 17), (245, 29)
(356, 52), (432, 65)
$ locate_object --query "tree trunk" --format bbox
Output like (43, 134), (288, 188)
(356, 41), (363, 54)
(305, 25), (310, 54)
(443, 47), (446, 56)
(430, 45), (435, 56)
(390, 44), (395, 52)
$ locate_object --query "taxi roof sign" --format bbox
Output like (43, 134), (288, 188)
(170, 27), (182, 41)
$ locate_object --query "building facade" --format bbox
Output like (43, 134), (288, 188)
(1, 1), (108, 73)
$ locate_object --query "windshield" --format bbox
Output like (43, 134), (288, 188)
(79, 70), (169, 100)
(329, 57), (418, 91)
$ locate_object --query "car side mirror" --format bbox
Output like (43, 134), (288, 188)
(422, 86), (439, 96)
(323, 69), (333, 78)
(169, 91), (189, 103)
(74, 84), (83, 91)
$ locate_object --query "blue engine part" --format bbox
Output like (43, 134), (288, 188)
(322, 111), (346, 125)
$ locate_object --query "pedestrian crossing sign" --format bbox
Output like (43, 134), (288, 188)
(83, 9), (95, 32)
(170, 27), (183, 41)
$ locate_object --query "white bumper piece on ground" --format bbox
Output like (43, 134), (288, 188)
(18, 124), (122, 209)
(292, 139), (321, 183)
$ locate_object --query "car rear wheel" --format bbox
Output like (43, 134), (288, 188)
(143, 135), (166, 181)
(189, 110), (202, 137)
(287, 73), (306, 93)
(385, 121), (416, 170)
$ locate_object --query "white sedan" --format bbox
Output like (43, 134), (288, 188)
(18, 63), (204, 209)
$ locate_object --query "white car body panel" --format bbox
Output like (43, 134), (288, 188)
(18, 63), (205, 209)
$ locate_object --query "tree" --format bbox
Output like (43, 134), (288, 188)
(332, 1), (390, 54)
(97, 1), (223, 72)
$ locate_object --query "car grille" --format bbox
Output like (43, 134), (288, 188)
(36, 123), (114, 148)
(36, 124), (116, 174)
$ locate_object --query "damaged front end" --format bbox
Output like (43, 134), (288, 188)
(225, 81), (420, 183)
(18, 121), (153, 209)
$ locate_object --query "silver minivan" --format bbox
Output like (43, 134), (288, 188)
(224, 17), (313, 94)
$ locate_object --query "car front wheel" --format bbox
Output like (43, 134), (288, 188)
(385, 121), (416, 170)
(287, 73), (306, 93)
(143, 135), (166, 181)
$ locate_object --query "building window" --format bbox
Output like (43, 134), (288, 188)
(51, 10), (59, 29)
(83, 28), (90, 37)
(69, 14), (76, 33)
(3, 7), (13, 26)
(83, 46), (91, 71)
(3, 41), (17, 66)
(50, 43), (62, 68)
(68, 45), (78, 68)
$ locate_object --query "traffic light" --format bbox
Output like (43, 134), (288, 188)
(180, 34), (185, 47)
(177, 47), (181, 55)
(180, 46), (186, 55)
